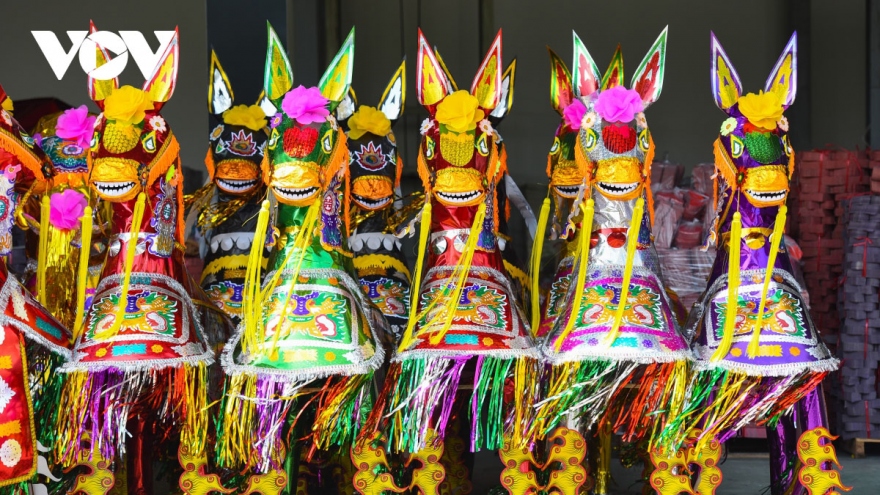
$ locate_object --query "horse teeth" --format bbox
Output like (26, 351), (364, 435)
(217, 179), (258, 192)
(436, 191), (480, 203)
(353, 194), (392, 209)
(94, 181), (136, 197)
(597, 182), (638, 195)
(274, 186), (318, 201)
(554, 185), (580, 197)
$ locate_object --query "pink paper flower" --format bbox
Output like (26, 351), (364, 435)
(281, 85), (330, 125)
(49, 189), (87, 230)
(563, 99), (587, 130)
(55, 105), (96, 149)
(3, 165), (20, 181)
(594, 86), (644, 123)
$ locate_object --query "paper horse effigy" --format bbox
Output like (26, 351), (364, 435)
(433, 50), (532, 309)
(653, 33), (846, 495)
(366, 29), (540, 456)
(55, 29), (232, 493)
(533, 28), (691, 448)
(218, 24), (385, 473)
(194, 50), (269, 325)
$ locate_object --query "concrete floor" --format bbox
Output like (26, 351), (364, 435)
(470, 445), (879, 494)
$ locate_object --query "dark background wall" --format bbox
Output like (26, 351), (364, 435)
(0, 0), (871, 193)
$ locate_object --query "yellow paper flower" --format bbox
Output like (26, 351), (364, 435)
(1, 97), (13, 113)
(103, 85), (154, 126)
(347, 105), (392, 140)
(223, 104), (268, 131)
(436, 90), (485, 133)
(737, 91), (784, 131)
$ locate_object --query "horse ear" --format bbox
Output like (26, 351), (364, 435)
(416, 29), (450, 114)
(433, 47), (459, 93)
(143, 27), (179, 110)
(87, 20), (118, 109)
(600, 44), (624, 90)
(319, 27), (355, 111)
(263, 22), (294, 111)
(208, 49), (234, 114)
(470, 29), (503, 111)
(572, 31), (600, 98)
(765, 32), (797, 108)
(335, 87), (358, 124)
(489, 58), (515, 125)
(548, 47), (573, 115)
(630, 26), (668, 109)
(710, 32), (742, 111)
(378, 58), (405, 124)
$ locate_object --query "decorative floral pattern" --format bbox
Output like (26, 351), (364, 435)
(420, 118), (434, 135)
(720, 117), (738, 136)
(148, 115), (167, 133)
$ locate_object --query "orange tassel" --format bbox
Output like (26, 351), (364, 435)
(395, 153), (404, 189)
(146, 134), (181, 190)
(643, 134), (656, 227)
(204, 147), (216, 179)
(0, 130), (46, 180)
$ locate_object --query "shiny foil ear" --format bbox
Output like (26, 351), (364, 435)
(416, 29), (451, 111)
(433, 47), (459, 93)
(336, 87), (358, 122)
(765, 32), (797, 108)
(600, 44), (624, 90)
(87, 20), (119, 108)
(263, 22), (294, 106)
(710, 32), (742, 112)
(208, 49), (234, 114)
(631, 26), (667, 109)
(378, 59), (406, 124)
(319, 27), (355, 109)
(143, 27), (179, 109)
(489, 58), (515, 125)
(572, 30), (600, 98)
(548, 47), (574, 115)
(470, 29), (503, 111)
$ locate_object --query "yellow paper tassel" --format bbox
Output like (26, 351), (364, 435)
(242, 200), (270, 354)
(217, 373), (260, 467)
(748, 205), (787, 358)
(711, 211), (742, 362)
(98, 193), (146, 339)
(73, 206), (93, 340)
(605, 196), (645, 346)
(429, 201), (488, 345)
(555, 198), (595, 352)
(37, 196), (50, 305)
(180, 363), (209, 456)
(397, 200), (433, 352)
(530, 196), (551, 333)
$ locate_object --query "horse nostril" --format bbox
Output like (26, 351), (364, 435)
(601, 124), (636, 154)
(283, 126), (319, 158)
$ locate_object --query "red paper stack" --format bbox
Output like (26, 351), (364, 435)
(791, 150), (870, 351)
(871, 150), (880, 194)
